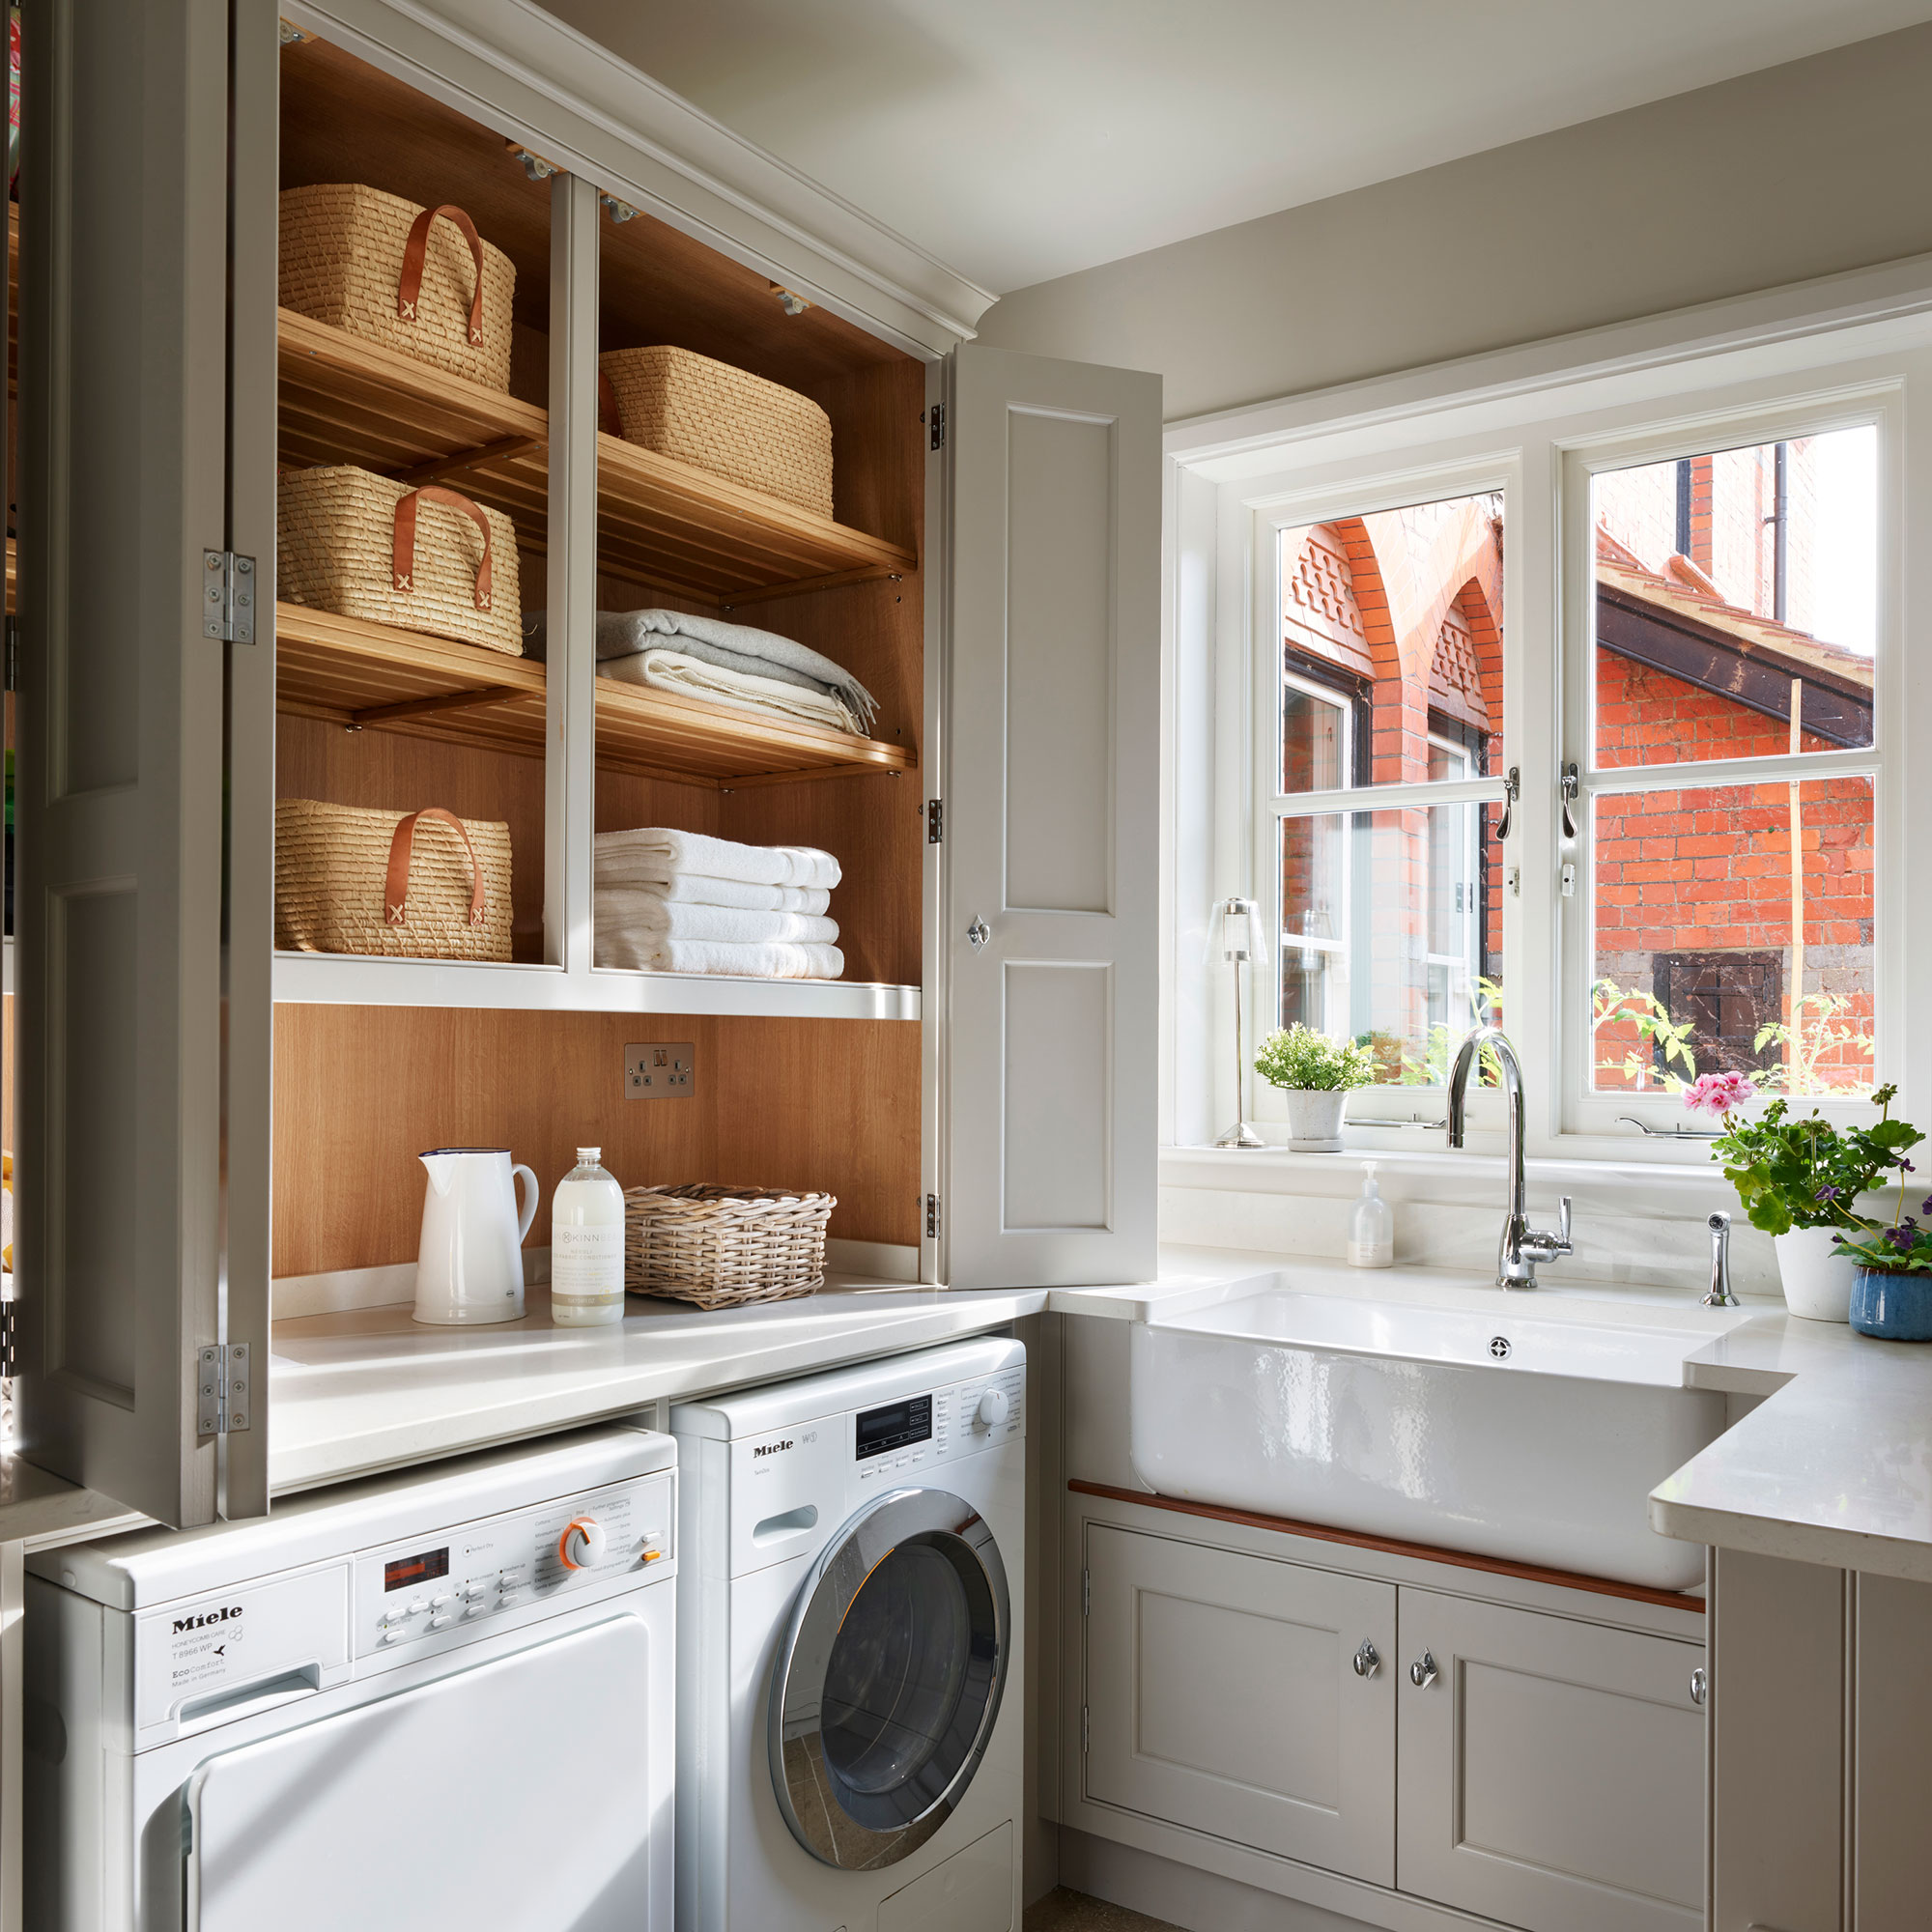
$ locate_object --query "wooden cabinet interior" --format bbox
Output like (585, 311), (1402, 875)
(269, 32), (926, 1284)
(270, 1005), (922, 1277)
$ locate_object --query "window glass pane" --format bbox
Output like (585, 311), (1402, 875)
(1279, 493), (1504, 789)
(1278, 803), (1503, 1084)
(1591, 777), (1874, 1096)
(1282, 683), (1346, 793)
(1593, 427), (1875, 768)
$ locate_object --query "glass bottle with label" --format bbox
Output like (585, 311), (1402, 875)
(551, 1148), (627, 1325)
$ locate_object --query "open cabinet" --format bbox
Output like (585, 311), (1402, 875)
(13, 0), (1159, 1529)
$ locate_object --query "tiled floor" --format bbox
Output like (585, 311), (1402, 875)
(1024, 1887), (1183, 1932)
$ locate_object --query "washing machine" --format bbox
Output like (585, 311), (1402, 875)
(672, 1335), (1026, 1932)
(25, 1424), (678, 1931)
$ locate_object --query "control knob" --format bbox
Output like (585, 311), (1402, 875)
(973, 1387), (1010, 1432)
(558, 1516), (608, 1570)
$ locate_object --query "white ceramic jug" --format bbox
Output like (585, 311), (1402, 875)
(413, 1147), (540, 1325)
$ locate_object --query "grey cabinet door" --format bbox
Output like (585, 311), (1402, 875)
(938, 344), (1161, 1290)
(1083, 1524), (1396, 1884)
(15, 0), (270, 1525)
(1397, 1587), (1705, 1932)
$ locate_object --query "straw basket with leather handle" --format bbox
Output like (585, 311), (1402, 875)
(279, 185), (516, 391)
(277, 468), (524, 655)
(623, 1183), (834, 1309)
(275, 801), (513, 962)
(599, 347), (835, 520)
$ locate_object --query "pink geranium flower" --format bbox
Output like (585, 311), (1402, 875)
(1685, 1070), (1756, 1117)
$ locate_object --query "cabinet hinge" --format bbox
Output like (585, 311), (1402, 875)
(197, 1343), (254, 1436)
(202, 551), (258, 644)
(1081, 1705), (1090, 1754)
(1082, 1567), (1091, 1617)
(3, 615), (16, 692)
(929, 402), (947, 451)
(926, 1193), (941, 1240)
(0, 1301), (17, 1380)
(926, 798), (943, 843)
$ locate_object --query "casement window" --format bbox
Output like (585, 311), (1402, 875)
(1169, 278), (1923, 1158)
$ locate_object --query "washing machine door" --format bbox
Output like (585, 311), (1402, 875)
(769, 1486), (1010, 1869)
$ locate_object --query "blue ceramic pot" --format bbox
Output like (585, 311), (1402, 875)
(1849, 1267), (1932, 1340)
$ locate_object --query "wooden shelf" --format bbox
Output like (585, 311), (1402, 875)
(277, 309), (919, 603)
(274, 601), (915, 788)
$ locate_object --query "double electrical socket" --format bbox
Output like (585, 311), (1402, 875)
(625, 1041), (696, 1098)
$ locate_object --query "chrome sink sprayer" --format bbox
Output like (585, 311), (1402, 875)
(1447, 1025), (1574, 1291)
(1703, 1209), (1739, 1307)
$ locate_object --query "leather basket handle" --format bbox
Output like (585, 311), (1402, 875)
(396, 203), (487, 346)
(384, 808), (488, 929)
(391, 486), (495, 611)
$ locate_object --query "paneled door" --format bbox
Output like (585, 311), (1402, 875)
(1083, 1525), (1396, 1885)
(939, 344), (1160, 1290)
(14, 0), (271, 1524)
(1397, 1588), (1705, 1932)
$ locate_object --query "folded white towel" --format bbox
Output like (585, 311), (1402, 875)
(589, 870), (830, 915)
(595, 891), (839, 947)
(605, 648), (864, 736)
(594, 827), (840, 891)
(593, 929), (845, 980)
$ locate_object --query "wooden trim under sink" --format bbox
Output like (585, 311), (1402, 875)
(1066, 1479), (1704, 1613)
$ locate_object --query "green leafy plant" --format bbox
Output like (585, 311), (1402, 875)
(1698, 1080), (1923, 1238)
(1592, 978), (1698, 1092)
(1255, 1024), (1375, 1093)
(1834, 1158), (1932, 1275)
(1750, 992), (1875, 1098)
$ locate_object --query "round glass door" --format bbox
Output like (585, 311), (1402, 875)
(768, 1488), (1010, 1869)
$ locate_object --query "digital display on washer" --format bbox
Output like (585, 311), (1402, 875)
(856, 1394), (932, 1460)
(383, 1547), (450, 1592)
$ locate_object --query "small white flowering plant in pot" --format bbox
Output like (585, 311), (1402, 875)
(1254, 1024), (1376, 1150)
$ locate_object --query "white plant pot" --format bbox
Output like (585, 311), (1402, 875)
(1774, 1224), (1859, 1323)
(1281, 1088), (1348, 1151)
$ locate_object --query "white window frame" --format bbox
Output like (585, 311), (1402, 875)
(1163, 264), (1928, 1165)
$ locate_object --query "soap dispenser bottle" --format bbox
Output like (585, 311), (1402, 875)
(1348, 1161), (1394, 1269)
(551, 1148), (627, 1326)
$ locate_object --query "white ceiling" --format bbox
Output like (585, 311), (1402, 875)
(537, 0), (1932, 296)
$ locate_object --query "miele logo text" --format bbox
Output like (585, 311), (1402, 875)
(753, 1440), (793, 1458)
(173, 1607), (243, 1634)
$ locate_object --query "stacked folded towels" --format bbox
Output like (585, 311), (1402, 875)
(524, 609), (879, 738)
(595, 827), (845, 980)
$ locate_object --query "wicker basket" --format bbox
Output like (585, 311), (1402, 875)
(624, 1183), (834, 1309)
(599, 346), (834, 519)
(275, 800), (513, 961)
(280, 184), (516, 392)
(278, 467), (524, 655)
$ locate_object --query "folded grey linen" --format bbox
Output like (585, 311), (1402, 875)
(522, 608), (878, 733)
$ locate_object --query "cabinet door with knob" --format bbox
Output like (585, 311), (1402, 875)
(1396, 1588), (1706, 1932)
(1082, 1524), (1396, 1884)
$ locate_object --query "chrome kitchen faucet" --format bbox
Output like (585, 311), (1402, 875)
(1447, 1025), (1574, 1291)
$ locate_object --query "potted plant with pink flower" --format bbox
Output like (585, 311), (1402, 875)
(1689, 1075), (1924, 1322)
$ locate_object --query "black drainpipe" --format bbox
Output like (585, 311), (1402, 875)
(1675, 459), (1692, 556)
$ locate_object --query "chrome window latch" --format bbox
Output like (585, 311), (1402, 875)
(1560, 761), (1579, 840)
(1494, 766), (1520, 840)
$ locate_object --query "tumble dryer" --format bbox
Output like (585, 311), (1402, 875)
(672, 1336), (1027, 1932)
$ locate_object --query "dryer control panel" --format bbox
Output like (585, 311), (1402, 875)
(352, 1469), (673, 1658)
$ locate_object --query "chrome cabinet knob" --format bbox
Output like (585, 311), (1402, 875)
(1409, 1651), (1438, 1689)
(966, 917), (990, 951)
(1352, 1638), (1380, 1679)
(1690, 1666), (1709, 1706)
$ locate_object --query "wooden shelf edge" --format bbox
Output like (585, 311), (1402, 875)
(272, 601), (914, 787)
(270, 951), (922, 1021)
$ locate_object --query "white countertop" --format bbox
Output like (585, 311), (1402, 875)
(1650, 1310), (1932, 1583)
(266, 1273), (1055, 1492)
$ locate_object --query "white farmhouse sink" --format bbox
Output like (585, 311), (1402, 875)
(1131, 1276), (1742, 1591)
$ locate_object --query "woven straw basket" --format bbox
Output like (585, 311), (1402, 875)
(599, 347), (834, 520)
(280, 185), (516, 392)
(278, 467), (524, 655)
(624, 1183), (834, 1310)
(275, 800), (513, 961)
